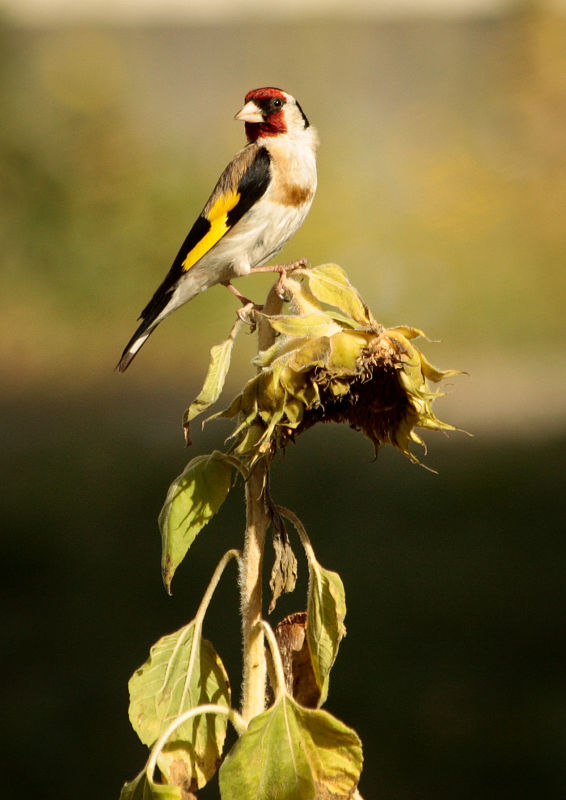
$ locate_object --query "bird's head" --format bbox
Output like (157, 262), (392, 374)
(235, 87), (310, 142)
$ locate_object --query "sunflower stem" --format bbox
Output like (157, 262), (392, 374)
(240, 460), (270, 721)
(238, 278), (285, 721)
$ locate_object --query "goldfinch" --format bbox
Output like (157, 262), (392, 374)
(117, 87), (318, 372)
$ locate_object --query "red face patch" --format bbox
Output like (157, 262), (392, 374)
(243, 87), (288, 140)
(244, 116), (286, 140)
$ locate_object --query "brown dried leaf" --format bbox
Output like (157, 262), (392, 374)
(274, 612), (321, 708)
(268, 509), (298, 614)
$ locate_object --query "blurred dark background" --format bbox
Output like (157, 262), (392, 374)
(2, 1), (566, 798)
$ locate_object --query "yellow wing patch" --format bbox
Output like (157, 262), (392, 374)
(182, 191), (241, 272)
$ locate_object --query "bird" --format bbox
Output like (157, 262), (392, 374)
(117, 87), (318, 372)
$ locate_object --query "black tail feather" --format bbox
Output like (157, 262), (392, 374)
(116, 318), (156, 372)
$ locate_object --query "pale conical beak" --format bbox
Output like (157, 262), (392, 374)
(235, 100), (263, 123)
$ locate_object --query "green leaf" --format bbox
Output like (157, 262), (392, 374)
(273, 506), (347, 706)
(268, 312), (341, 340)
(129, 622), (231, 788)
(306, 264), (371, 326)
(119, 769), (181, 800)
(307, 559), (347, 706)
(219, 694), (362, 800)
(183, 320), (243, 437)
(159, 452), (233, 592)
(157, 742), (209, 798)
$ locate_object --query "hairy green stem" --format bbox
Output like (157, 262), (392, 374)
(240, 460), (269, 722)
(237, 280), (283, 722)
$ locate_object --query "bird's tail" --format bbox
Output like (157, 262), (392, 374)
(116, 318), (157, 372)
(117, 276), (178, 372)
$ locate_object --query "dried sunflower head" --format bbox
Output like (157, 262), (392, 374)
(204, 264), (462, 467)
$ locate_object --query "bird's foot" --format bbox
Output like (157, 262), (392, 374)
(237, 301), (262, 333)
(249, 258), (310, 300)
(223, 282), (262, 329)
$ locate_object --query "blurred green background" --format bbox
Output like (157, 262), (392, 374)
(2, 2), (566, 798)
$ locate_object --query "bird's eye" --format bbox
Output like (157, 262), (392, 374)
(272, 98), (282, 108)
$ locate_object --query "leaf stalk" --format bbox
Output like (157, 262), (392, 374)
(146, 703), (246, 782)
(260, 619), (287, 699)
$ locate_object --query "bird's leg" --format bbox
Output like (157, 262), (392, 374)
(223, 281), (255, 306)
(249, 257), (310, 276)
